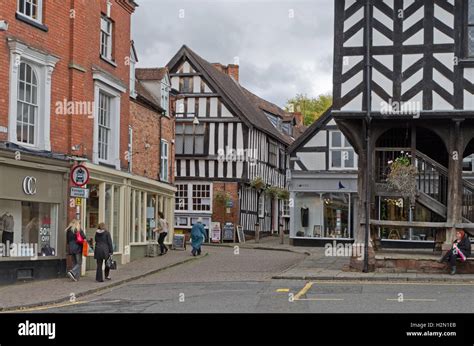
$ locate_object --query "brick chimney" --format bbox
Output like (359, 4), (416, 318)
(212, 63), (239, 82)
(226, 64), (239, 82)
(293, 112), (304, 126)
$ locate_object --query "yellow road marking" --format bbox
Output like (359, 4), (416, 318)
(3, 300), (89, 313)
(313, 280), (474, 286)
(294, 281), (314, 300)
(276, 288), (290, 293)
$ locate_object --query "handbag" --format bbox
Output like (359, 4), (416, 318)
(75, 231), (85, 245)
(106, 255), (117, 270)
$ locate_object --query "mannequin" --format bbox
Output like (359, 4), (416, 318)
(1, 211), (14, 247)
(301, 204), (309, 228)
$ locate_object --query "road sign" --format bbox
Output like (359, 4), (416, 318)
(75, 198), (82, 206)
(71, 165), (90, 187)
(70, 187), (89, 198)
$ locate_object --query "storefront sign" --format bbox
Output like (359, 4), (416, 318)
(172, 234), (186, 250)
(236, 225), (245, 243)
(211, 222), (221, 243)
(22, 176), (37, 195)
(223, 222), (234, 241)
(70, 187), (89, 198)
(71, 165), (90, 187)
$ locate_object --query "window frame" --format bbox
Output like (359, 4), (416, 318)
(268, 140), (278, 167)
(174, 183), (213, 213)
(175, 123), (208, 156)
(258, 194), (265, 218)
(160, 139), (169, 182)
(329, 131), (357, 170)
(466, 0), (474, 59)
(16, 62), (39, 147)
(100, 15), (114, 62)
(17, 0), (43, 24)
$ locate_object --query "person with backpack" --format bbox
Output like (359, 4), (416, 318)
(94, 222), (114, 282)
(66, 219), (87, 282)
(154, 212), (169, 256)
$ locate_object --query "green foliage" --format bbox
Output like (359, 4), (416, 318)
(387, 153), (418, 203)
(214, 191), (231, 207)
(250, 177), (266, 192)
(286, 93), (332, 126)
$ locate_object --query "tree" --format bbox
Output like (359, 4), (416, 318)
(286, 93), (332, 126)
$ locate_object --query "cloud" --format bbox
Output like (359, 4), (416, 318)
(132, 0), (334, 107)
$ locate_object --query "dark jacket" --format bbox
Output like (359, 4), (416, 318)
(66, 228), (87, 255)
(94, 230), (113, 260)
(455, 236), (472, 257)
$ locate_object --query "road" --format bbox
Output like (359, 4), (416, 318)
(32, 246), (474, 313)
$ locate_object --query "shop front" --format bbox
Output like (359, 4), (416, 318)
(79, 163), (175, 271)
(289, 173), (358, 246)
(0, 150), (69, 284)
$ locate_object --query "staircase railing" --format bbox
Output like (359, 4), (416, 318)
(462, 180), (474, 222)
(414, 151), (448, 206)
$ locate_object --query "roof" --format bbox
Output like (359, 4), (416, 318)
(133, 80), (166, 114)
(136, 67), (168, 81)
(288, 108), (333, 153)
(166, 45), (293, 145)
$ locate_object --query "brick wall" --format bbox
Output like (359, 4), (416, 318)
(130, 99), (175, 183)
(212, 182), (239, 226)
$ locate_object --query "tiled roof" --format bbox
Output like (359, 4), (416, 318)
(136, 67), (168, 81)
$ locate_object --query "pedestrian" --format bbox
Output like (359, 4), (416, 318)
(66, 219), (87, 282)
(94, 222), (114, 282)
(155, 212), (169, 256)
(439, 229), (472, 275)
(190, 217), (206, 256)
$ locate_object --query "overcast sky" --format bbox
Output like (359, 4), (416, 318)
(132, 0), (334, 108)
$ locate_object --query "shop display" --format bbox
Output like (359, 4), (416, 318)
(0, 212), (14, 245)
(300, 206), (309, 227)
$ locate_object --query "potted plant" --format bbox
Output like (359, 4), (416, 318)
(387, 153), (418, 206)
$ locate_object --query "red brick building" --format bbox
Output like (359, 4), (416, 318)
(0, 0), (175, 283)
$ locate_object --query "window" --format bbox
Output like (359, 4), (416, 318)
(160, 140), (169, 182)
(129, 48), (136, 98)
(258, 194), (265, 218)
(174, 183), (212, 212)
(279, 149), (286, 170)
(8, 40), (59, 151)
(17, 0), (42, 23)
(192, 184), (211, 211)
(468, 0), (474, 58)
(16, 62), (38, 146)
(161, 82), (169, 116)
(98, 92), (111, 161)
(329, 131), (357, 169)
(282, 122), (293, 136)
(281, 199), (290, 218)
(175, 123), (206, 155)
(175, 184), (189, 211)
(100, 16), (113, 61)
(179, 77), (193, 93)
(268, 140), (278, 167)
(128, 126), (133, 173)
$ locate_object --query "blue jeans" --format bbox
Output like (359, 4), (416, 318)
(70, 253), (82, 279)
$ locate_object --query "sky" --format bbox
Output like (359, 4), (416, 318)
(132, 0), (334, 108)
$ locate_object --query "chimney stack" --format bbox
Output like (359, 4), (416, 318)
(212, 63), (239, 82)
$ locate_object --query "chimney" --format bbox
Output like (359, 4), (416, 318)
(212, 63), (239, 82)
(227, 64), (239, 82)
(293, 112), (303, 126)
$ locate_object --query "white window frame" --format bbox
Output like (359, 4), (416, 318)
(174, 183), (213, 213)
(17, 0), (43, 24)
(161, 76), (170, 117)
(329, 131), (357, 170)
(92, 70), (125, 169)
(258, 194), (265, 218)
(8, 39), (58, 151)
(100, 16), (113, 61)
(129, 49), (136, 98)
(281, 199), (290, 218)
(160, 139), (169, 182)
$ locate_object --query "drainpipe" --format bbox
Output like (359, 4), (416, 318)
(363, 0), (372, 273)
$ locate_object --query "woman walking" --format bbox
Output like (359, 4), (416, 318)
(66, 219), (87, 282)
(190, 218), (206, 256)
(156, 212), (169, 256)
(94, 223), (114, 282)
(439, 229), (472, 275)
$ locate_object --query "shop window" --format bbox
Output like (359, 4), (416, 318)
(329, 131), (356, 170)
(160, 140), (169, 182)
(17, 0), (43, 23)
(112, 185), (120, 251)
(86, 185), (100, 238)
(467, 0), (474, 58)
(0, 199), (58, 258)
(175, 123), (207, 155)
(322, 193), (350, 238)
(100, 16), (113, 61)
